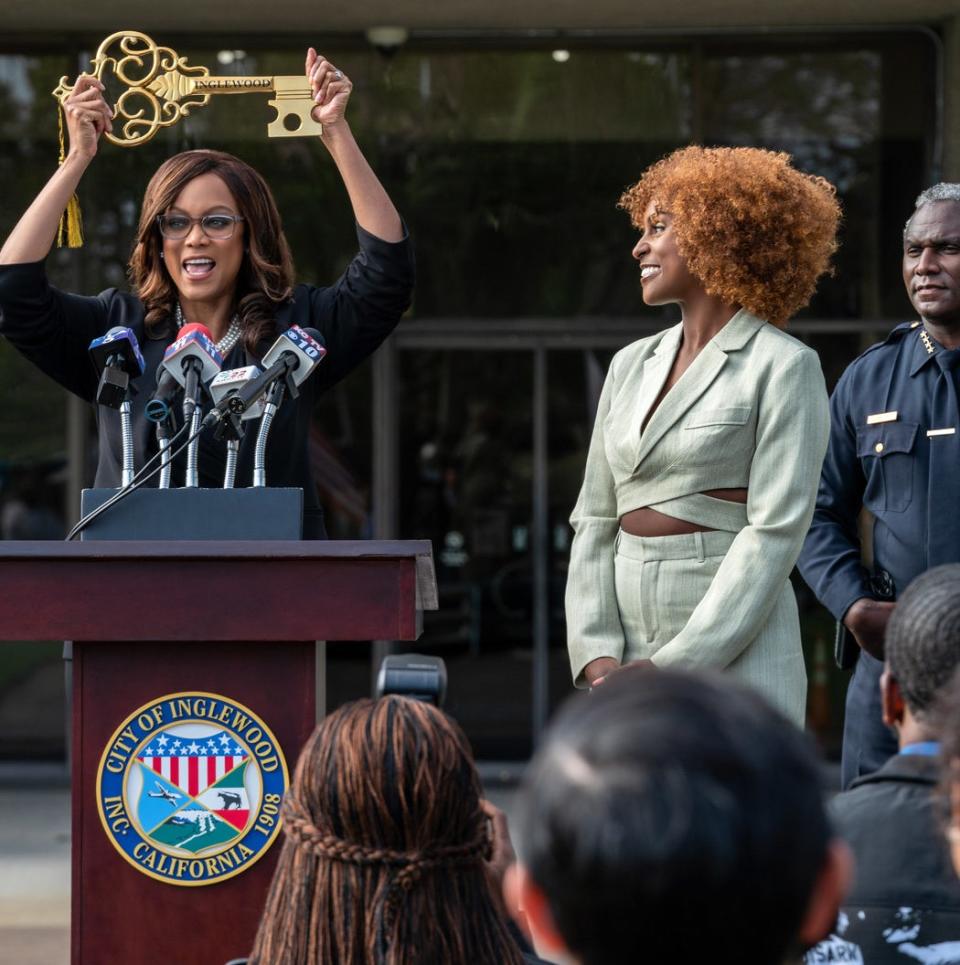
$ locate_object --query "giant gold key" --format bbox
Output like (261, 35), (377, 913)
(53, 31), (323, 147)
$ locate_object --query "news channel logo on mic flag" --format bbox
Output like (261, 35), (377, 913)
(284, 325), (326, 360)
(261, 325), (327, 382)
(96, 692), (288, 886)
(163, 328), (224, 379)
(89, 326), (147, 375)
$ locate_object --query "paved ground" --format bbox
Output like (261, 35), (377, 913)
(0, 785), (70, 965)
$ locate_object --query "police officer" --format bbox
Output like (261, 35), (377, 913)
(799, 183), (960, 789)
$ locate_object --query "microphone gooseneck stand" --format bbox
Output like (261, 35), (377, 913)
(253, 381), (286, 488)
(119, 399), (135, 487)
(181, 357), (204, 489)
(223, 440), (239, 489)
(148, 370), (182, 490)
(184, 406), (202, 488)
(219, 415), (244, 489)
(157, 423), (174, 489)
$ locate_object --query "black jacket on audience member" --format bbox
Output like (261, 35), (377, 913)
(0, 224), (414, 539)
(805, 753), (960, 964)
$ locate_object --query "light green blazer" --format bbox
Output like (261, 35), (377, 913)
(566, 309), (830, 689)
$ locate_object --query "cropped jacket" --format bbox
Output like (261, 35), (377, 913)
(566, 309), (830, 684)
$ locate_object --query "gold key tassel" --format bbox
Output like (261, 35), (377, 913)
(56, 102), (84, 248)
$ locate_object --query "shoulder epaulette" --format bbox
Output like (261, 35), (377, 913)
(848, 321), (917, 365)
(885, 320), (920, 341)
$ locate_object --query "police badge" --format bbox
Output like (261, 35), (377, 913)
(96, 692), (288, 886)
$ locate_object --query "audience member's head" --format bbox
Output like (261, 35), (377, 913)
(250, 696), (524, 965)
(940, 668), (960, 878)
(507, 666), (850, 965)
(903, 566), (960, 876)
(884, 563), (960, 742)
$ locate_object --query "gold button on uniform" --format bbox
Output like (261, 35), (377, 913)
(875, 442), (884, 453)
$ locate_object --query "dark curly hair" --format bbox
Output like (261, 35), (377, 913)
(128, 149), (294, 355)
(618, 146), (841, 327)
(887, 564), (960, 718)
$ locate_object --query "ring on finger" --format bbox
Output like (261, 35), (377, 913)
(333, 69), (343, 80)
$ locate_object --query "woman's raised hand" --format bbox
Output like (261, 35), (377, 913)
(306, 48), (352, 127)
(62, 74), (113, 160)
(303, 47), (403, 242)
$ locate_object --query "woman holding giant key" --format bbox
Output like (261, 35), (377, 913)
(0, 48), (413, 538)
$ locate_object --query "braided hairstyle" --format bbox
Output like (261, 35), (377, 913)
(248, 696), (524, 965)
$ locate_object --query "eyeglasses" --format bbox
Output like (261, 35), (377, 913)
(157, 213), (245, 241)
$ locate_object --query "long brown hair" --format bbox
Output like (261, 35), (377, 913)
(128, 149), (295, 354)
(249, 697), (525, 965)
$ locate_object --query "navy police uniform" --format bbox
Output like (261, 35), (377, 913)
(798, 321), (960, 788)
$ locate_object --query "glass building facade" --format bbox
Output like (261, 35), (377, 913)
(0, 30), (940, 759)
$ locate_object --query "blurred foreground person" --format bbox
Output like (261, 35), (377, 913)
(933, 578), (960, 881)
(806, 564), (960, 963)
(506, 666), (851, 965)
(246, 696), (538, 965)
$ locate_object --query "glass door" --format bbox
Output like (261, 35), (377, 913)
(396, 348), (535, 758)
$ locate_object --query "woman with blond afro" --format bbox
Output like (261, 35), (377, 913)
(566, 146), (840, 723)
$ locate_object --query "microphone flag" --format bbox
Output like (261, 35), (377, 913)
(89, 326), (146, 409)
(209, 366), (267, 421)
(89, 326), (147, 377)
(161, 324), (223, 388)
(260, 325), (327, 386)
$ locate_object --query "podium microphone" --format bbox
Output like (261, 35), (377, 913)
(203, 325), (325, 427)
(219, 326), (326, 487)
(145, 365), (182, 489)
(161, 323), (223, 414)
(88, 327), (146, 487)
(208, 366), (267, 488)
(161, 323), (223, 488)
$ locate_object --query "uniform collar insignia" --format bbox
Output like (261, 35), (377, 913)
(910, 324), (942, 376)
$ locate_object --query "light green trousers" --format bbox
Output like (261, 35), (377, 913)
(614, 529), (807, 726)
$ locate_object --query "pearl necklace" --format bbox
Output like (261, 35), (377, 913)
(175, 303), (243, 357)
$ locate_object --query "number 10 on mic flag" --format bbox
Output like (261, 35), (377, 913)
(261, 326), (327, 386)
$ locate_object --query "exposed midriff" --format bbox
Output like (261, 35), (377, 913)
(619, 488), (748, 537)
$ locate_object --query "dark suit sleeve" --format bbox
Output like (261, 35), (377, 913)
(304, 222), (414, 391)
(0, 259), (113, 403)
(797, 366), (869, 621)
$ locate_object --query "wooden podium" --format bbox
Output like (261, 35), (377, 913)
(0, 540), (436, 965)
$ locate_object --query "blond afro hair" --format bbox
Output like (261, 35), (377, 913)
(618, 146), (841, 327)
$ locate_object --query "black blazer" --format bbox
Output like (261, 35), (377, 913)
(0, 224), (414, 538)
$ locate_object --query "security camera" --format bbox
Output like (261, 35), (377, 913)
(365, 26), (409, 57)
